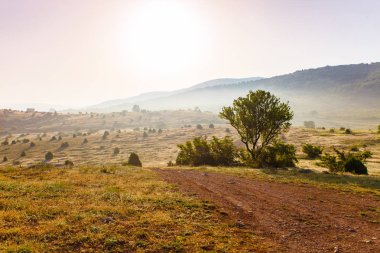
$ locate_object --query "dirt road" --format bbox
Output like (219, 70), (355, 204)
(154, 169), (380, 253)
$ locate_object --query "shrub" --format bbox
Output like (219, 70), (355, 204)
(21, 151), (26, 157)
(58, 136), (62, 141)
(11, 140), (16, 145)
(196, 124), (203, 130)
(225, 128), (231, 133)
(22, 138), (30, 143)
(64, 160), (74, 168)
(329, 128), (335, 133)
(345, 128), (353, 134)
(127, 152), (142, 167)
(1, 140), (9, 146)
(143, 132), (148, 138)
(3, 156), (7, 162)
(30, 142), (36, 147)
(83, 138), (88, 144)
(158, 129), (163, 134)
(50, 136), (57, 141)
(102, 131), (109, 140)
(303, 121), (315, 129)
(45, 151), (53, 161)
(176, 136), (237, 166)
(344, 157), (367, 175)
(167, 161), (174, 167)
(302, 144), (323, 159)
(209, 123), (215, 129)
(258, 142), (298, 167)
(320, 148), (371, 175)
(339, 127), (346, 131)
(113, 147), (120, 155)
(60, 142), (69, 149)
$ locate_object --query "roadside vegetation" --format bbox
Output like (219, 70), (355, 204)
(0, 166), (272, 252)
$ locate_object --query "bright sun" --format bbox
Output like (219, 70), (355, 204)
(122, 1), (205, 75)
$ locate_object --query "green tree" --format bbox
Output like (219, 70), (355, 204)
(219, 90), (293, 161)
(127, 152), (142, 167)
(45, 151), (53, 161)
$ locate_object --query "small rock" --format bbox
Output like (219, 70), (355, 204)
(333, 246), (340, 253)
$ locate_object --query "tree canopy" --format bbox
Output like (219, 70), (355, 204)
(219, 90), (293, 161)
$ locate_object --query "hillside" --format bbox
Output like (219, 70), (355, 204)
(86, 63), (380, 113)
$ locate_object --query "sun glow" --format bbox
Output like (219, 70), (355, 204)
(120, 1), (206, 75)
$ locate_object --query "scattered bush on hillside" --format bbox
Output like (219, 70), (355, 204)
(64, 160), (74, 168)
(45, 151), (54, 162)
(339, 127), (346, 131)
(58, 136), (62, 141)
(20, 151), (26, 157)
(329, 128), (335, 133)
(11, 140), (16, 145)
(22, 138), (30, 143)
(167, 161), (174, 167)
(50, 136), (57, 141)
(196, 124), (203, 130)
(60, 142), (69, 149)
(1, 140), (9, 146)
(209, 123), (215, 129)
(127, 152), (142, 167)
(83, 138), (88, 144)
(302, 144), (323, 159)
(113, 147), (120, 155)
(176, 136), (237, 166)
(158, 129), (163, 134)
(102, 131), (109, 140)
(30, 142), (35, 147)
(345, 128), (353, 134)
(225, 128), (231, 133)
(320, 148), (371, 175)
(3, 156), (7, 162)
(303, 121), (315, 129)
(143, 132), (148, 138)
(257, 142), (298, 168)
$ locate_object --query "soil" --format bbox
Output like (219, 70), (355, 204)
(154, 168), (380, 253)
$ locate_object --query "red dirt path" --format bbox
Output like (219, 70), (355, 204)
(154, 168), (380, 253)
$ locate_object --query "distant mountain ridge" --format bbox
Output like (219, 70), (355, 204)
(83, 63), (380, 116)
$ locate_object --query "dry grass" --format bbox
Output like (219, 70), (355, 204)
(0, 165), (272, 252)
(1, 127), (380, 175)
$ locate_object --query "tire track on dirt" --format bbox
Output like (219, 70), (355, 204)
(154, 168), (380, 253)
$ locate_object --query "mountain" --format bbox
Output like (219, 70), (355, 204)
(84, 77), (263, 112)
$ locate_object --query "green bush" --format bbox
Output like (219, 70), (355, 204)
(127, 152), (142, 167)
(344, 157), (367, 175)
(45, 151), (53, 161)
(176, 136), (237, 166)
(113, 147), (120, 155)
(102, 131), (109, 140)
(64, 160), (74, 167)
(258, 142), (298, 167)
(320, 148), (371, 175)
(3, 156), (7, 162)
(60, 142), (69, 149)
(302, 144), (323, 159)
(345, 128), (353, 134)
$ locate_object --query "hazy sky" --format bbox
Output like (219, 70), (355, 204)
(1, 0), (380, 108)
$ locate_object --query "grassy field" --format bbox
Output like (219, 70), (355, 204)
(0, 165), (273, 253)
(1, 126), (379, 175)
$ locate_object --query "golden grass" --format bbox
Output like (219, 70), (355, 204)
(0, 166), (273, 253)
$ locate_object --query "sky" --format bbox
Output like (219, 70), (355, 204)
(1, 0), (380, 108)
